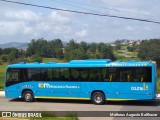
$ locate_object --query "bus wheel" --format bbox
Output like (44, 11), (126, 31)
(91, 92), (105, 105)
(23, 91), (34, 102)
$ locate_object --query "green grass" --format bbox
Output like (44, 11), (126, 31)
(30, 112), (78, 120)
(157, 69), (160, 92)
(30, 116), (78, 120)
(120, 45), (128, 50)
(113, 45), (139, 61)
(0, 62), (8, 90)
(42, 58), (65, 63)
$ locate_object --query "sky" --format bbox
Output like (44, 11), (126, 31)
(0, 0), (160, 44)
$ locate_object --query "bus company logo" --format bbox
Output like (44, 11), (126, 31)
(38, 83), (79, 89)
(38, 83), (44, 88)
(143, 84), (148, 90)
(131, 85), (148, 91)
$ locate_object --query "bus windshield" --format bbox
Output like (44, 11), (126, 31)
(6, 69), (19, 82)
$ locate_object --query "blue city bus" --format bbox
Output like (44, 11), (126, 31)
(5, 59), (157, 105)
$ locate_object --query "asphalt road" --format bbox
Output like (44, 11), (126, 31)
(0, 97), (160, 120)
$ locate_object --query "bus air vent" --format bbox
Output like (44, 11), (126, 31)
(126, 60), (137, 62)
(34, 62), (39, 64)
(69, 59), (111, 64)
(19, 62), (25, 64)
(46, 62), (56, 64)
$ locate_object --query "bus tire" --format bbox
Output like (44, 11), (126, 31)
(91, 92), (105, 105)
(23, 91), (34, 102)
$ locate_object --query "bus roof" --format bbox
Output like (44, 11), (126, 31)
(6, 59), (154, 69)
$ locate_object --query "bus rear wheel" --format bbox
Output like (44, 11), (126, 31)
(91, 92), (105, 105)
(23, 91), (34, 102)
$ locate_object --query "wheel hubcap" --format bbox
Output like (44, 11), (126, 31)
(94, 94), (102, 103)
(25, 93), (31, 101)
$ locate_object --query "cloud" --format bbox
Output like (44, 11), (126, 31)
(5, 10), (40, 21)
(0, 0), (160, 44)
(100, 0), (133, 5)
(76, 29), (89, 37)
(48, 11), (71, 24)
(0, 9), (72, 38)
(0, 21), (26, 36)
(126, 26), (134, 31)
(143, 26), (152, 31)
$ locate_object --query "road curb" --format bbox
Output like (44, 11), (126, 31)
(0, 91), (160, 98)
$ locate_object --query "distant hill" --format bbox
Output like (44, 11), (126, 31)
(0, 42), (28, 49)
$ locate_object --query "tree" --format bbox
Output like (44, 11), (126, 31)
(65, 40), (79, 52)
(55, 48), (63, 59)
(30, 54), (42, 63)
(97, 44), (115, 60)
(79, 41), (88, 52)
(27, 39), (36, 56)
(0, 48), (3, 56)
(114, 40), (121, 50)
(138, 39), (160, 67)
(8, 49), (17, 63)
(27, 38), (64, 58)
(2, 47), (18, 55)
(127, 45), (136, 52)
(51, 39), (64, 59)
(66, 49), (88, 60)
(64, 40), (89, 60)
(27, 38), (49, 57)
(1, 54), (8, 62)
(88, 43), (97, 54)
(3, 48), (11, 54)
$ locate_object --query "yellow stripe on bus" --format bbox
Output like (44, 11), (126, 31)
(35, 96), (135, 101)
(35, 96), (90, 100)
(107, 98), (135, 101)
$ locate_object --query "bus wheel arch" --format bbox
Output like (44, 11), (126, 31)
(22, 89), (34, 102)
(91, 90), (106, 105)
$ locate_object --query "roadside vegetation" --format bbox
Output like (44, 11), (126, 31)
(0, 38), (160, 92)
(30, 112), (78, 120)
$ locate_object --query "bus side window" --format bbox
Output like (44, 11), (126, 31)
(12, 71), (19, 81)
(81, 68), (89, 81)
(89, 68), (100, 81)
(109, 73), (113, 81)
(60, 68), (69, 81)
(131, 67), (152, 82)
(47, 69), (53, 80)
(102, 68), (109, 81)
(107, 68), (118, 82)
(6, 70), (12, 81)
(6, 69), (19, 82)
(70, 68), (79, 81)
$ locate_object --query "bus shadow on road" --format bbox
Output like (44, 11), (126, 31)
(9, 98), (160, 106)
(35, 98), (92, 104)
(9, 98), (92, 104)
(107, 99), (160, 106)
